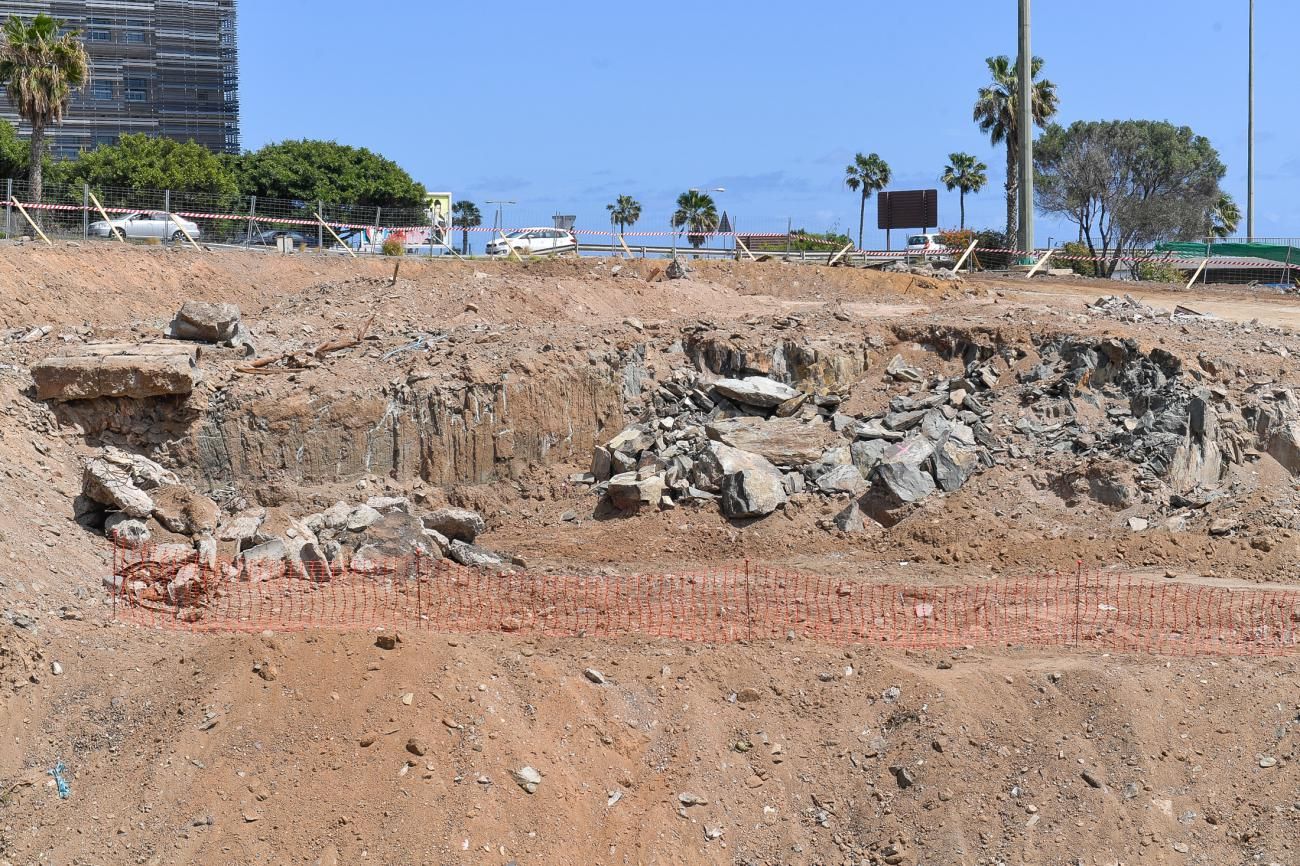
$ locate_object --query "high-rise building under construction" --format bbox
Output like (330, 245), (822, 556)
(0, 1), (238, 156)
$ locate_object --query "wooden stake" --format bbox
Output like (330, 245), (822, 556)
(1185, 258), (1209, 289)
(10, 198), (51, 246)
(313, 211), (357, 258)
(827, 242), (853, 267)
(1026, 247), (1054, 278)
(166, 213), (204, 252)
(618, 232), (634, 258)
(391, 260), (400, 286)
(734, 234), (758, 262)
(87, 191), (125, 242)
(951, 238), (979, 273)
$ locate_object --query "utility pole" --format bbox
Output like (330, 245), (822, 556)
(1017, 0), (1034, 257)
(1247, 0), (1255, 240)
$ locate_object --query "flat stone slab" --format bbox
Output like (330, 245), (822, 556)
(705, 416), (837, 466)
(32, 343), (200, 401)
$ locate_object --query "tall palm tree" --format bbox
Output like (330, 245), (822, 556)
(671, 190), (718, 249)
(0, 14), (88, 203)
(606, 194), (642, 235)
(843, 153), (890, 250)
(452, 200), (481, 255)
(973, 55), (1058, 243)
(940, 152), (988, 230)
(1208, 192), (1240, 241)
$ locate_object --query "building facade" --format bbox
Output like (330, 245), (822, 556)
(0, 1), (238, 156)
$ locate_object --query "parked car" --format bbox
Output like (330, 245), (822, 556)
(905, 232), (949, 261)
(243, 229), (320, 248)
(89, 211), (201, 241)
(485, 227), (576, 257)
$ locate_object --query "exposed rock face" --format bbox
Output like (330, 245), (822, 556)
(193, 366), (624, 490)
(32, 343), (200, 401)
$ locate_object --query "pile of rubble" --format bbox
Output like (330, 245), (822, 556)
(578, 349), (1000, 528)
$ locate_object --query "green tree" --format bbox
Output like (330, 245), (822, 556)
(57, 134), (239, 202)
(1208, 192), (1240, 240)
(940, 152), (988, 230)
(0, 13), (88, 203)
(234, 139), (425, 209)
(671, 190), (718, 249)
(0, 118), (26, 178)
(973, 55), (1059, 243)
(606, 194), (642, 235)
(1034, 119), (1226, 277)
(843, 152), (890, 250)
(452, 199), (481, 255)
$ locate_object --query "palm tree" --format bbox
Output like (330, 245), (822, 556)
(1208, 192), (1240, 241)
(606, 194), (642, 236)
(0, 14), (88, 203)
(941, 152), (988, 230)
(843, 153), (891, 250)
(452, 199), (481, 255)
(973, 55), (1059, 243)
(671, 190), (718, 249)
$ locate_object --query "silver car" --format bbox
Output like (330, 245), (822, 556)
(89, 211), (202, 241)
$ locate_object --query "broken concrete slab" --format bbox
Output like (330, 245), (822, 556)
(32, 345), (201, 401)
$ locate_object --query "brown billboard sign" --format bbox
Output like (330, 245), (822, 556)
(877, 189), (939, 230)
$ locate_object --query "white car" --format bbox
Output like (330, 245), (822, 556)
(89, 211), (201, 241)
(905, 233), (947, 259)
(485, 227), (576, 257)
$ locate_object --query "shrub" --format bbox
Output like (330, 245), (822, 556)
(937, 228), (974, 253)
(1058, 241), (1099, 277)
(381, 236), (404, 257)
(1136, 259), (1184, 283)
(972, 229), (1015, 270)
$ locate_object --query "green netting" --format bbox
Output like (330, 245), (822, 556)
(1155, 241), (1300, 265)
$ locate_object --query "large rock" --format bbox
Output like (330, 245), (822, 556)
(710, 376), (801, 409)
(874, 437), (937, 503)
(32, 344), (200, 401)
(165, 301), (242, 343)
(150, 484), (220, 537)
(606, 472), (666, 511)
(448, 540), (512, 570)
(815, 464), (867, 495)
(705, 416), (837, 467)
(350, 511), (441, 558)
(421, 507), (486, 543)
(238, 538), (287, 582)
(850, 439), (890, 476)
(720, 468), (788, 519)
(930, 440), (981, 493)
(99, 447), (178, 489)
(1268, 420), (1300, 476)
(218, 508), (266, 544)
(83, 459), (155, 519)
(693, 442), (783, 492)
(105, 513), (151, 547)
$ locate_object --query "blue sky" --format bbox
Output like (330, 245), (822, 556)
(241, 1), (1297, 248)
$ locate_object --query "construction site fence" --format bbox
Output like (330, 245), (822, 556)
(2, 177), (1297, 286)
(109, 544), (1300, 656)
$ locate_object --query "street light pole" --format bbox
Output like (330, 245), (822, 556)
(1247, 0), (1255, 240)
(1017, 0), (1034, 258)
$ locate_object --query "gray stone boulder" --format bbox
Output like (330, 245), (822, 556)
(833, 501), (866, 532)
(720, 468), (788, 519)
(421, 507), (486, 543)
(165, 301), (243, 344)
(815, 464), (867, 495)
(711, 376), (801, 408)
(874, 437), (937, 504)
(449, 540), (512, 570)
(930, 440), (981, 492)
(237, 538), (287, 582)
(850, 439), (890, 476)
(693, 442), (783, 493)
(606, 472), (666, 511)
(346, 504), (382, 531)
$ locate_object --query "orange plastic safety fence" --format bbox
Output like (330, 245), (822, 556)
(108, 544), (1300, 656)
